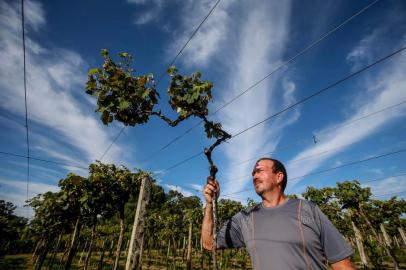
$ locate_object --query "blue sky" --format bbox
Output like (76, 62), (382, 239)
(1, 0), (406, 216)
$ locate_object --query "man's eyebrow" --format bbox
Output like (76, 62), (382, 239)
(251, 166), (262, 175)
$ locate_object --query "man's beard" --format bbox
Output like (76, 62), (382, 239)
(255, 182), (276, 198)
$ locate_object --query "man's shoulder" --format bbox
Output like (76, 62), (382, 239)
(297, 198), (317, 209)
(236, 199), (318, 216)
(240, 203), (261, 216)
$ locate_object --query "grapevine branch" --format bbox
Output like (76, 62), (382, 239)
(154, 108), (231, 270)
(201, 115), (231, 178)
(201, 115), (230, 270)
(151, 111), (194, 127)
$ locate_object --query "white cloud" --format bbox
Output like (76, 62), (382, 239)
(0, 1), (131, 212)
(363, 175), (406, 199)
(24, 0), (46, 31)
(33, 145), (83, 166)
(189, 183), (203, 192)
(165, 184), (194, 197)
(135, 11), (156, 25)
(167, 0), (233, 66)
(216, 1), (294, 198)
(0, 0), (126, 166)
(127, 0), (148, 4)
(0, 178), (59, 208)
(129, 0), (165, 26)
(287, 33), (406, 192)
(0, 0), (45, 34)
(363, 168), (383, 176)
(5, 159), (64, 181)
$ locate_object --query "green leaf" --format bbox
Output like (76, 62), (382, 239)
(88, 68), (100, 76)
(141, 89), (150, 99)
(167, 66), (178, 76)
(119, 100), (130, 110)
(101, 111), (110, 125)
(100, 49), (109, 57)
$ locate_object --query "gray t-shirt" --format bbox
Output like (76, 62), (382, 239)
(216, 198), (353, 269)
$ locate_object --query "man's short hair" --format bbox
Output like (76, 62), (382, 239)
(255, 158), (288, 192)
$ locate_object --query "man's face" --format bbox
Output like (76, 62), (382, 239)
(252, 160), (283, 196)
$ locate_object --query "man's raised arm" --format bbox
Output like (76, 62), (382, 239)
(201, 177), (219, 250)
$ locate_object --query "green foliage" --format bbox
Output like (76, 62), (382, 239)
(204, 121), (229, 139)
(85, 50), (230, 140)
(303, 180), (406, 268)
(334, 180), (371, 210)
(29, 191), (69, 237)
(86, 49), (158, 126)
(58, 173), (88, 221)
(5, 174), (406, 268)
(362, 197), (406, 235)
(303, 186), (334, 205)
(167, 66), (213, 119)
(0, 201), (28, 257)
(246, 197), (258, 208)
(217, 199), (243, 226)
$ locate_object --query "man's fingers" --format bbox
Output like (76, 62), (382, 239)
(207, 176), (215, 184)
(204, 177), (220, 202)
(205, 183), (217, 194)
(207, 177), (219, 188)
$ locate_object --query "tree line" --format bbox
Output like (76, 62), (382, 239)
(1, 160), (405, 269)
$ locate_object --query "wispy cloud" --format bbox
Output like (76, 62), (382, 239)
(287, 30), (406, 192)
(165, 184), (195, 197)
(0, 1), (131, 212)
(135, 11), (156, 25)
(128, 0), (165, 26)
(189, 183), (203, 192)
(216, 1), (294, 198)
(166, 0), (232, 67)
(0, 178), (59, 207)
(0, 0), (126, 165)
(127, 0), (148, 4)
(363, 175), (406, 199)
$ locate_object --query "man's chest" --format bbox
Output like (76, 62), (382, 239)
(242, 208), (321, 249)
(252, 210), (304, 245)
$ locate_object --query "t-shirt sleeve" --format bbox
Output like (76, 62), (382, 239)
(313, 205), (354, 263)
(216, 212), (245, 249)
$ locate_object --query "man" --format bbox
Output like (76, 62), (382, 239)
(202, 158), (356, 270)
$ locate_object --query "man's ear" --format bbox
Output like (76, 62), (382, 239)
(276, 172), (284, 185)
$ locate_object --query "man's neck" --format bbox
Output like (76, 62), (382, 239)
(261, 192), (287, 208)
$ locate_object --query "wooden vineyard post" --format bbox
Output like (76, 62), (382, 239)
(394, 236), (400, 248)
(380, 224), (392, 248)
(125, 176), (151, 270)
(186, 221), (193, 270)
(64, 217), (82, 270)
(109, 239), (114, 258)
(139, 236), (144, 267)
(78, 240), (88, 265)
(398, 227), (406, 246)
(351, 221), (368, 268)
(124, 240), (129, 256)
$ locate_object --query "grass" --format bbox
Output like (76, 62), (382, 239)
(2, 249), (406, 270)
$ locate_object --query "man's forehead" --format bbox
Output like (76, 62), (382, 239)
(254, 159), (274, 169)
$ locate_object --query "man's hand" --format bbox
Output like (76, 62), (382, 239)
(204, 176), (220, 204)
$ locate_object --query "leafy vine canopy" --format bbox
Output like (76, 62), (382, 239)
(85, 49), (217, 132)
